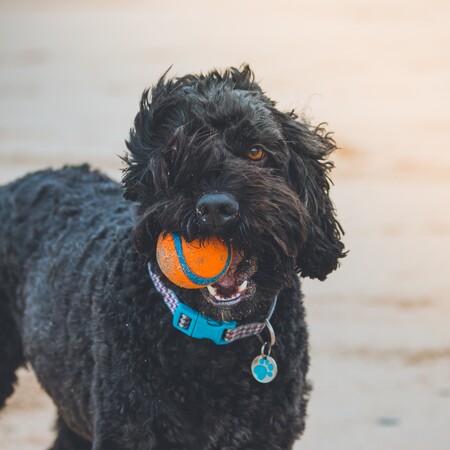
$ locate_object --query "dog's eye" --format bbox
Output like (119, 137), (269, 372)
(247, 147), (266, 161)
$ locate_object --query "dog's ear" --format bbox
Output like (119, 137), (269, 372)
(121, 88), (157, 203)
(275, 111), (346, 280)
(122, 70), (178, 203)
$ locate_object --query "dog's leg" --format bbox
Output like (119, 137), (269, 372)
(0, 292), (24, 410)
(49, 416), (92, 450)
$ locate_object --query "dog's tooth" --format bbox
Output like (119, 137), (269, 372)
(237, 280), (248, 293)
(213, 292), (241, 302)
(207, 285), (218, 296)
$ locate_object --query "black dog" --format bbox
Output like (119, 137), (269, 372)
(0, 66), (344, 449)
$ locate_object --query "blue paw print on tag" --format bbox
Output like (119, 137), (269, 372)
(253, 358), (274, 381)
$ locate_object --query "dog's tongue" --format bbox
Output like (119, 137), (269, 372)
(215, 249), (243, 288)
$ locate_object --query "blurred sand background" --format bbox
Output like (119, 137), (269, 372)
(0, 0), (449, 449)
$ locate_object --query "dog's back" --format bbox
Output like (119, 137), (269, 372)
(0, 165), (134, 425)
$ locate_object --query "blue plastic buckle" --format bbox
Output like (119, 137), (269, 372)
(173, 302), (237, 345)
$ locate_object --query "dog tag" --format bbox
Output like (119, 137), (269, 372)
(251, 354), (278, 383)
(251, 321), (278, 383)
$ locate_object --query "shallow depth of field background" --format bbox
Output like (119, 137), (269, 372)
(0, 1), (449, 449)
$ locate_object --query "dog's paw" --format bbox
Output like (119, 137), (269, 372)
(251, 356), (278, 383)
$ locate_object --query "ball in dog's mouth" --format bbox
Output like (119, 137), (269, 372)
(201, 251), (258, 307)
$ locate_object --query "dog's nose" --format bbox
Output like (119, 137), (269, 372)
(196, 193), (239, 228)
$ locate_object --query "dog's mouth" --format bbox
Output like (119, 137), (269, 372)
(201, 250), (258, 308)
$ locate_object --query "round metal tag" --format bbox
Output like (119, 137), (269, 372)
(251, 355), (278, 383)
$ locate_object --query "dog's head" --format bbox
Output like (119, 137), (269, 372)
(122, 66), (345, 321)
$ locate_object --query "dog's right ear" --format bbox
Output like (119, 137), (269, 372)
(122, 73), (173, 202)
(121, 85), (160, 203)
(122, 68), (195, 202)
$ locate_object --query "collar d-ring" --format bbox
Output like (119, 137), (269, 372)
(264, 319), (276, 347)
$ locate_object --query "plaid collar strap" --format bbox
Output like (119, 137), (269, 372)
(148, 263), (277, 345)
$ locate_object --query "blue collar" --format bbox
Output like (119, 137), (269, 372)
(148, 263), (277, 345)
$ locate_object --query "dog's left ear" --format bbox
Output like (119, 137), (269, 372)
(274, 110), (346, 280)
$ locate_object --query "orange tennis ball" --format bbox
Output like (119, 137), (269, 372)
(156, 232), (232, 289)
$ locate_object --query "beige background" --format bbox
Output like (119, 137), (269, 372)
(0, 1), (449, 449)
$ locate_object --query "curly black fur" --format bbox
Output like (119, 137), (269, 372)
(0, 66), (344, 449)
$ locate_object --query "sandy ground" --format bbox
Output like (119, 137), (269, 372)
(0, 1), (449, 449)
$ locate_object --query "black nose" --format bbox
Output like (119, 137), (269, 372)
(196, 193), (239, 228)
